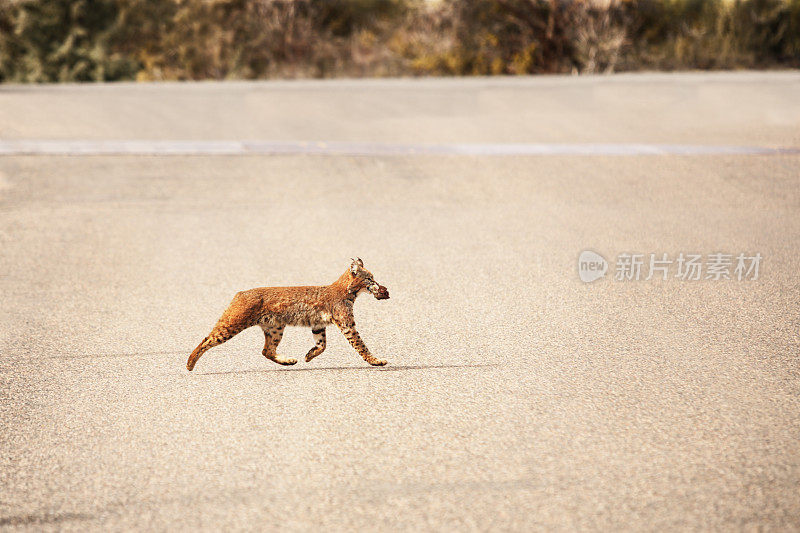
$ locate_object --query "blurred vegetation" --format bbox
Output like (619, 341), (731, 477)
(0, 0), (798, 82)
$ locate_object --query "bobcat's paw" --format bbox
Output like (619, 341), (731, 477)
(267, 356), (297, 366)
(368, 359), (388, 367)
(305, 353), (318, 363)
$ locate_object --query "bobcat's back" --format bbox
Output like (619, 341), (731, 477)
(226, 286), (332, 328)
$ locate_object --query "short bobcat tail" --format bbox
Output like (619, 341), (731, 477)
(186, 337), (208, 371)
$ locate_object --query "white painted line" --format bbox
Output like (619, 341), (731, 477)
(0, 140), (796, 156)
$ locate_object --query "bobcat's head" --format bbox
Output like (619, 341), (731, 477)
(349, 258), (389, 300)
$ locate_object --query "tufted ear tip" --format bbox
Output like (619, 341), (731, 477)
(350, 257), (363, 274)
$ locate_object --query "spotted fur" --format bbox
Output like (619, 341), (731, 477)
(186, 258), (389, 371)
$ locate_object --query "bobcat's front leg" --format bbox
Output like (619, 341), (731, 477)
(334, 317), (387, 366)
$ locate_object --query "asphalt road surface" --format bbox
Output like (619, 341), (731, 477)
(1, 72), (799, 531)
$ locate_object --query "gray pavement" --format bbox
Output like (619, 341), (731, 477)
(1, 73), (799, 531)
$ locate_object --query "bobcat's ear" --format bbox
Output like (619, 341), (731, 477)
(350, 258), (363, 275)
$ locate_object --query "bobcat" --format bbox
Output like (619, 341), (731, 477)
(186, 258), (390, 371)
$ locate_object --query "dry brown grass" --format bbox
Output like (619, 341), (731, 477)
(1, 0), (798, 82)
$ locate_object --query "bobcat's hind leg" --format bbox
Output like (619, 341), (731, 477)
(261, 325), (296, 366)
(187, 323), (245, 371)
(305, 327), (327, 363)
